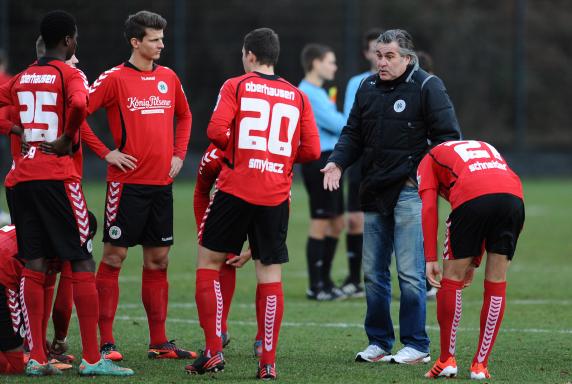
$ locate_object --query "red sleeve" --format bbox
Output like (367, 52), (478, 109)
(207, 80), (237, 150)
(295, 93), (321, 163)
(420, 188), (439, 262)
(87, 69), (116, 115)
(81, 121), (110, 159)
(0, 78), (14, 108)
(193, 146), (222, 229)
(64, 70), (89, 137)
(173, 76), (192, 159)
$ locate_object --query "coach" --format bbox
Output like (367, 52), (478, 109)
(322, 29), (461, 364)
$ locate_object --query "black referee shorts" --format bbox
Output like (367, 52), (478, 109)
(302, 151), (344, 219)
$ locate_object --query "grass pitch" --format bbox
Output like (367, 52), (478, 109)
(1, 178), (571, 383)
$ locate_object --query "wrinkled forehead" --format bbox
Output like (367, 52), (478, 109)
(375, 41), (401, 55)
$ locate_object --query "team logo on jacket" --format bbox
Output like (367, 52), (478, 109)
(158, 81), (168, 94)
(109, 226), (122, 240)
(394, 99), (406, 112)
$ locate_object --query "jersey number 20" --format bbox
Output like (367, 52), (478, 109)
(238, 97), (300, 157)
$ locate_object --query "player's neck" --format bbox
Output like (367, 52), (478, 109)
(249, 64), (274, 76)
(43, 49), (67, 62)
(128, 53), (154, 72)
(304, 72), (323, 88)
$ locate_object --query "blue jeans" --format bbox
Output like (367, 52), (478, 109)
(362, 186), (429, 353)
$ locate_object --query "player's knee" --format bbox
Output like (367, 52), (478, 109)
(71, 258), (95, 273)
(102, 247), (128, 268)
(24, 258), (48, 273)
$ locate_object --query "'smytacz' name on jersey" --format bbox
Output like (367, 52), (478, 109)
(245, 81), (295, 101)
(248, 158), (284, 174)
(19, 73), (56, 84)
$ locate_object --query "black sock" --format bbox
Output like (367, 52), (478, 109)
(323, 236), (339, 289)
(346, 233), (363, 284)
(306, 237), (325, 292)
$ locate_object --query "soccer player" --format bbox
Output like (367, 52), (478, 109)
(0, 11), (133, 376)
(186, 28), (320, 379)
(193, 143), (255, 352)
(85, 10), (193, 360)
(417, 140), (524, 380)
(340, 28), (383, 298)
(299, 44), (347, 301)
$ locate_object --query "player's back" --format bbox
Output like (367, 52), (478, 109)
(8, 58), (86, 183)
(430, 140), (523, 208)
(209, 72), (317, 206)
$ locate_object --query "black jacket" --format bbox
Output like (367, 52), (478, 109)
(328, 64), (461, 214)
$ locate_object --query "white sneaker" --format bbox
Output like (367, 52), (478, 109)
(426, 286), (438, 300)
(391, 346), (430, 364)
(355, 344), (392, 363)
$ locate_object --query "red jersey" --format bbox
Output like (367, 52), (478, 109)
(417, 140), (523, 261)
(0, 225), (23, 292)
(0, 72), (12, 134)
(417, 140), (523, 209)
(87, 62), (192, 185)
(0, 58), (89, 184)
(207, 71), (320, 206)
(193, 144), (223, 229)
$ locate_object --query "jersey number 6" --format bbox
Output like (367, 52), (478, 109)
(238, 97), (300, 157)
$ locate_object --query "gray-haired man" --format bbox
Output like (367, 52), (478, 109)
(322, 29), (461, 364)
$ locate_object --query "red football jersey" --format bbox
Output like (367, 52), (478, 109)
(207, 71), (320, 206)
(193, 144), (223, 229)
(0, 225), (23, 292)
(0, 58), (89, 184)
(417, 140), (523, 209)
(87, 62), (192, 185)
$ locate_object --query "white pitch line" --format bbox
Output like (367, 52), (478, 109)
(113, 315), (572, 335)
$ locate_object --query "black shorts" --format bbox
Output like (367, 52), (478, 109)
(0, 285), (25, 351)
(5, 186), (14, 218)
(12, 181), (93, 261)
(443, 193), (525, 261)
(103, 183), (174, 247)
(302, 151), (344, 219)
(199, 190), (289, 265)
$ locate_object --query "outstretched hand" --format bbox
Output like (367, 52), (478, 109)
(321, 162), (342, 191)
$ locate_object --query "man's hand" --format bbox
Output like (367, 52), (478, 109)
(169, 156), (183, 178)
(426, 261), (442, 288)
(10, 125), (29, 155)
(226, 248), (252, 268)
(321, 162), (342, 191)
(39, 134), (72, 157)
(105, 149), (137, 172)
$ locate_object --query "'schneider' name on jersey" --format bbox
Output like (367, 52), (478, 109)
(248, 158), (284, 174)
(19, 73), (56, 84)
(468, 160), (507, 172)
(245, 81), (295, 101)
(127, 96), (172, 113)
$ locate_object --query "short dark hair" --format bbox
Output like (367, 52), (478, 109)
(417, 51), (434, 73)
(300, 43), (333, 74)
(124, 10), (167, 44)
(363, 28), (383, 51)
(40, 10), (77, 49)
(243, 28), (280, 67)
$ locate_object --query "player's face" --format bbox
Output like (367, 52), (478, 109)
(134, 28), (164, 61)
(363, 39), (377, 70)
(315, 51), (337, 81)
(375, 41), (411, 81)
(64, 31), (78, 61)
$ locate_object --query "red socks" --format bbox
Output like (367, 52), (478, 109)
(473, 280), (506, 366)
(436, 278), (464, 362)
(195, 268), (223, 356)
(96, 262), (120, 345)
(219, 262), (236, 334)
(43, 273), (57, 356)
(142, 268), (169, 346)
(20, 268), (47, 363)
(0, 351), (24, 374)
(257, 282), (284, 365)
(73, 271), (100, 364)
(255, 284), (263, 341)
(52, 262), (73, 341)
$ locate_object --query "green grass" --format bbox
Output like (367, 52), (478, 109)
(1, 179), (571, 383)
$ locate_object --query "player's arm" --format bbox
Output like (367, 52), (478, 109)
(170, 77), (192, 178)
(193, 148), (221, 229)
(81, 121), (137, 172)
(294, 93), (321, 164)
(420, 187), (441, 288)
(206, 80), (237, 150)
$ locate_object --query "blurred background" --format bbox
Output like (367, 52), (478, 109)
(1, 0), (571, 179)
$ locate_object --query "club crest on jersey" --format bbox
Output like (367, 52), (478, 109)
(158, 81), (168, 94)
(109, 226), (122, 240)
(86, 239), (93, 253)
(394, 99), (406, 113)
